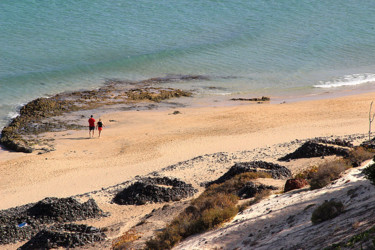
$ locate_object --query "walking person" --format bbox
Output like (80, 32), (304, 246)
(88, 115), (95, 138)
(96, 118), (104, 137)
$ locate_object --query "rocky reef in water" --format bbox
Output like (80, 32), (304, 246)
(0, 76), (198, 153)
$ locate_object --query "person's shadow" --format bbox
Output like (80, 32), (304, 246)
(61, 137), (91, 140)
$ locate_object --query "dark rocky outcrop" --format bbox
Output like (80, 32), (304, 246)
(313, 138), (353, 148)
(0, 197), (105, 245)
(113, 177), (197, 205)
(284, 178), (309, 192)
(206, 161), (292, 187)
(238, 182), (278, 199)
(19, 224), (106, 249)
(278, 141), (350, 161)
(231, 96), (270, 102)
(1, 77), (194, 153)
(27, 197), (104, 223)
(0, 98), (79, 153)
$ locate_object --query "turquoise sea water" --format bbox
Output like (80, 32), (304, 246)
(1, 0), (375, 129)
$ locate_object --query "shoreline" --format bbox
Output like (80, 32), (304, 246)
(2, 73), (375, 133)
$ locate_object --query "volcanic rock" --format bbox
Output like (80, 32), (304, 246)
(278, 141), (349, 161)
(284, 178), (309, 192)
(27, 197), (103, 223)
(238, 182), (278, 199)
(206, 161), (292, 187)
(313, 138), (353, 147)
(0, 197), (105, 245)
(113, 177), (197, 205)
(19, 224), (106, 249)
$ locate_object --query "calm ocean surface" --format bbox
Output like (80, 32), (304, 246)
(1, 0), (375, 129)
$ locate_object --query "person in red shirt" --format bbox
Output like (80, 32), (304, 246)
(88, 115), (95, 137)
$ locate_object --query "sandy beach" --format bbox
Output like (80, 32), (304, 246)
(1, 91), (375, 248)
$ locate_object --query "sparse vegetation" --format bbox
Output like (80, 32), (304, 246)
(145, 192), (238, 250)
(344, 146), (375, 167)
(145, 172), (273, 250)
(309, 160), (350, 190)
(294, 166), (318, 180)
(293, 147), (375, 190)
(203, 172), (271, 197)
(363, 162), (375, 185)
(311, 200), (344, 224)
(325, 225), (375, 249)
(112, 229), (141, 250)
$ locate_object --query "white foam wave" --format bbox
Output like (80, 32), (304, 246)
(314, 73), (375, 88)
(7, 112), (19, 119)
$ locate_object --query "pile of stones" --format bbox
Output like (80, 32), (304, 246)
(19, 224), (106, 249)
(206, 161), (292, 187)
(113, 177), (197, 205)
(0, 197), (106, 245)
(27, 197), (104, 223)
(312, 138), (353, 148)
(278, 141), (350, 161)
(238, 182), (278, 199)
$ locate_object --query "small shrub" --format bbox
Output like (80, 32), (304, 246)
(311, 200), (344, 224)
(203, 172), (271, 198)
(112, 229), (141, 250)
(325, 225), (375, 249)
(345, 147), (375, 167)
(294, 166), (318, 179)
(309, 160), (349, 190)
(145, 192), (238, 250)
(363, 162), (375, 185)
(145, 172), (273, 249)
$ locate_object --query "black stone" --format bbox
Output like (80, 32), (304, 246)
(0, 197), (105, 245)
(238, 182), (278, 199)
(113, 177), (197, 205)
(19, 224), (106, 249)
(206, 161), (292, 187)
(278, 141), (349, 161)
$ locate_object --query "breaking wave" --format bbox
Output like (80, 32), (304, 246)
(314, 73), (375, 88)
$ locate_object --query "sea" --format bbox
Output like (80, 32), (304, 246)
(1, 0), (375, 131)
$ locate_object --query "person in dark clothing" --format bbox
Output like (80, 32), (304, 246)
(96, 118), (104, 137)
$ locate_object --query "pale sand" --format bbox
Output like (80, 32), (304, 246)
(0, 92), (373, 208)
(0, 91), (375, 248)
